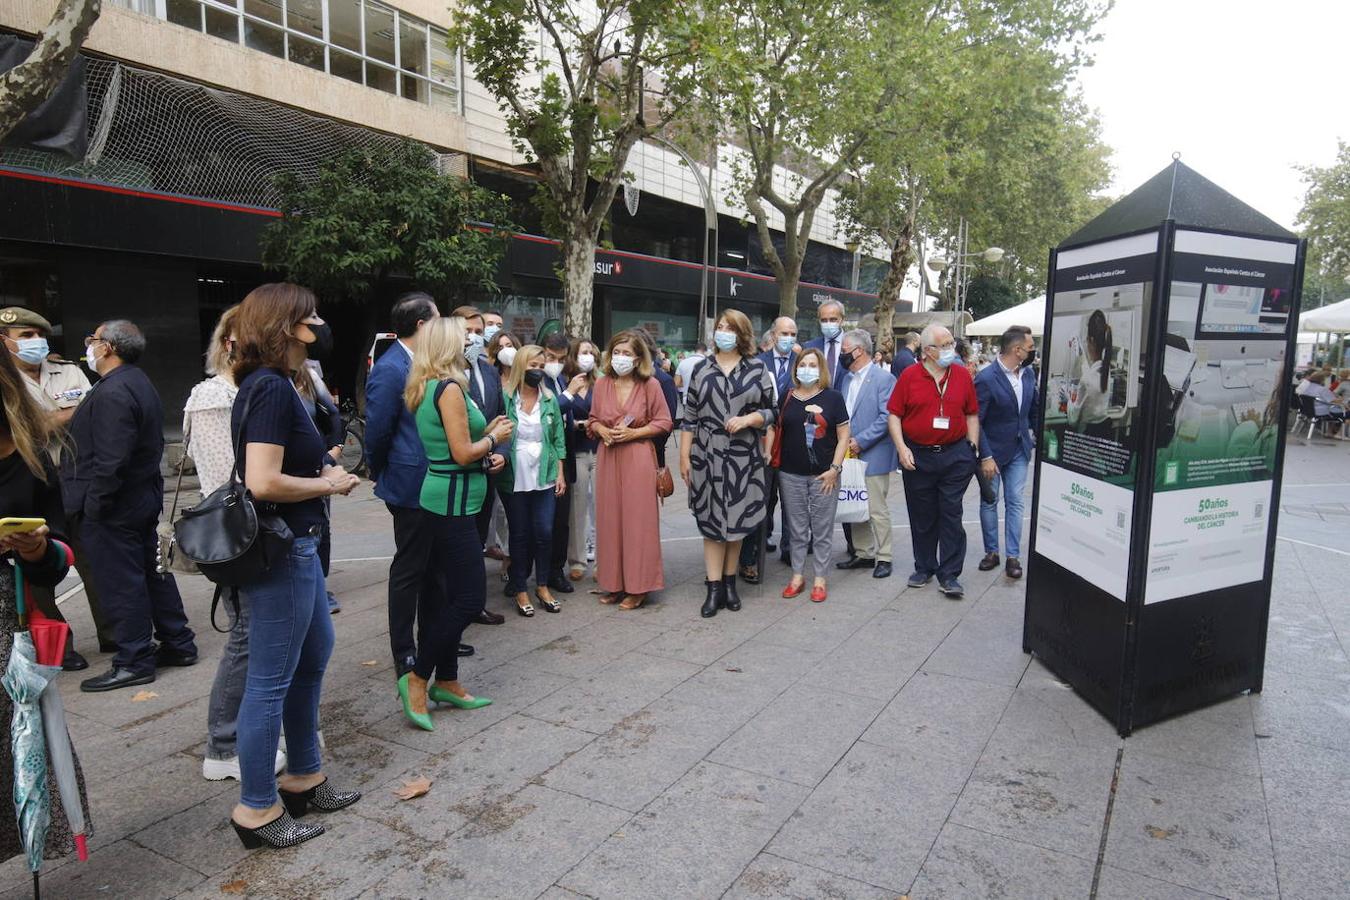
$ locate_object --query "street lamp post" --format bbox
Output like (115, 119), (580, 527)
(925, 216), (1003, 338)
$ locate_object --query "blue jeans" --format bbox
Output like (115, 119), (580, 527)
(979, 450), (1029, 559)
(505, 488), (557, 593)
(237, 535), (334, 809)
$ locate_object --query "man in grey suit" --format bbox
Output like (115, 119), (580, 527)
(835, 329), (899, 579)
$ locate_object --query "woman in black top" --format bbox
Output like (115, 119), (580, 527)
(0, 349), (92, 864)
(773, 347), (850, 602)
(227, 284), (361, 851)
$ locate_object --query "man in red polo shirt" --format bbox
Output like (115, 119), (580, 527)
(886, 324), (980, 597)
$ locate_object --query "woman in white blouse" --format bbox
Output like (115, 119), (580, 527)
(185, 306), (286, 782)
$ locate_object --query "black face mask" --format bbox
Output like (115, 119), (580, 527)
(524, 368), (546, 388)
(306, 322), (334, 363)
(1022, 349), (1036, 368)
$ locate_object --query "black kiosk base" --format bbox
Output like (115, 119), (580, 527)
(1023, 160), (1305, 736)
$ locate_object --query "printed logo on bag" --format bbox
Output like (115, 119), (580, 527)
(838, 488), (869, 502)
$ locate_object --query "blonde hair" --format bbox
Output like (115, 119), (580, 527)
(0, 350), (52, 480)
(793, 347), (831, 390)
(603, 330), (654, 379)
(404, 316), (469, 412)
(505, 344), (548, 398)
(205, 305), (240, 379)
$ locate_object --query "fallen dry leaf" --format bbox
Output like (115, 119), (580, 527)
(360, 660), (379, 667)
(725, 667), (743, 673)
(392, 775), (433, 801)
(130, 690), (159, 702)
(220, 879), (248, 894)
(1145, 824), (1179, 840)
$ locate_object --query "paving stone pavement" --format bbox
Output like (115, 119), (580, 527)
(2, 439), (1347, 899)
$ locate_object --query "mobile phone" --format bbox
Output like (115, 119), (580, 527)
(0, 517), (46, 536)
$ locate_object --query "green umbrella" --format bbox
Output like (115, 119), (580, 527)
(3, 565), (59, 898)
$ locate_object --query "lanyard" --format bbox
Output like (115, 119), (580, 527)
(931, 368), (951, 417)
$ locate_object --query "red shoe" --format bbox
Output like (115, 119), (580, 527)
(810, 585), (827, 603)
(782, 580), (805, 598)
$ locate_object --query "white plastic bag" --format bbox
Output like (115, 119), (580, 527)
(834, 458), (869, 523)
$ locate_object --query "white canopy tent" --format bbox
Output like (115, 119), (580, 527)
(966, 296), (1046, 337)
(1299, 297), (1350, 332)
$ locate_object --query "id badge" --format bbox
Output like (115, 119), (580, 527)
(932, 416), (951, 430)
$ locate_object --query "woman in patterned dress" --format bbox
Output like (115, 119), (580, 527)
(679, 310), (777, 619)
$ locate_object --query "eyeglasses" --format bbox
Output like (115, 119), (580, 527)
(83, 334), (105, 347)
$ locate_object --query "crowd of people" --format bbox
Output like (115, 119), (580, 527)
(0, 288), (1045, 857)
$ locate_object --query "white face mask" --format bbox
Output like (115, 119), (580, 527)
(544, 361), (564, 381)
(465, 332), (485, 361)
(611, 353), (635, 376)
(577, 353), (596, 373)
(497, 346), (517, 368)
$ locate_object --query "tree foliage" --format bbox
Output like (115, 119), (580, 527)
(1297, 140), (1350, 295)
(260, 140), (516, 303)
(834, 0), (1111, 337)
(450, 0), (710, 335)
(0, 0), (101, 143)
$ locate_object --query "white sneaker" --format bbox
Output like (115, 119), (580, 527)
(202, 749), (287, 781)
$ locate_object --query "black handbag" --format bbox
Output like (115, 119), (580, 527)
(173, 376), (295, 588)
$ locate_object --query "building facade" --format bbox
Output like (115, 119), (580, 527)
(1, 0), (900, 422)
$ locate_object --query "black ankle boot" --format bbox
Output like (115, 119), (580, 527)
(701, 579), (724, 618)
(722, 574), (742, 611)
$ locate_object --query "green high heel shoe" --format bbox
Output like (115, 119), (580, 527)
(428, 683), (493, 710)
(398, 673), (434, 731)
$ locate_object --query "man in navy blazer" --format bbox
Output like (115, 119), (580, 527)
(891, 331), (920, 377)
(367, 294), (475, 674)
(802, 300), (848, 388)
(835, 329), (900, 578)
(974, 326), (1039, 579)
(738, 316), (798, 577)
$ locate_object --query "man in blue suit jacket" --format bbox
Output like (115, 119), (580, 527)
(738, 316), (798, 577)
(802, 300), (848, 388)
(891, 331), (920, 377)
(366, 294), (473, 674)
(974, 326), (1039, 580)
(835, 329), (900, 578)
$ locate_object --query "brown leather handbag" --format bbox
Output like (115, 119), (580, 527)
(655, 464), (675, 499)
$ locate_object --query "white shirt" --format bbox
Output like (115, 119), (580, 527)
(999, 357), (1023, 409)
(512, 398), (545, 491)
(845, 362), (872, 416)
(675, 354), (703, 400)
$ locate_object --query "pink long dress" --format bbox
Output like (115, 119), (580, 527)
(588, 375), (673, 594)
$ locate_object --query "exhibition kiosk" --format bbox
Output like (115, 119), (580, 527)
(1023, 159), (1306, 735)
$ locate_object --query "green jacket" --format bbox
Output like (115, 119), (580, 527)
(496, 387), (567, 493)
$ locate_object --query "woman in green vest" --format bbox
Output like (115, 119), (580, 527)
(498, 345), (568, 617)
(397, 317), (513, 732)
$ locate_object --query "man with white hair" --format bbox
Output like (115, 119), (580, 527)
(836, 328), (898, 578)
(886, 324), (980, 598)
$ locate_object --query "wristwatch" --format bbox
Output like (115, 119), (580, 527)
(830, 463), (843, 473)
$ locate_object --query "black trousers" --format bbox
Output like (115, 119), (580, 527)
(80, 513), (196, 675)
(387, 503), (437, 665)
(900, 441), (976, 583)
(740, 467), (788, 569)
(415, 512), (486, 683)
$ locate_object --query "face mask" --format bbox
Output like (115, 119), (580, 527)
(840, 349), (858, 369)
(820, 322), (841, 340)
(497, 346), (517, 368)
(937, 348), (959, 368)
(14, 337), (49, 366)
(577, 353), (596, 373)
(714, 331), (737, 352)
(85, 343), (104, 375)
(1023, 349), (1037, 368)
(544, 361), (564, 380)
(305, 322), (333, 363)
(524, 368), (546, 388)
(796, 366), (819, 385)
(611, 354), (635, 376)
(484, 324), (500, 343)
(465, 332), (485, 361)
(776, 335), (795, 354)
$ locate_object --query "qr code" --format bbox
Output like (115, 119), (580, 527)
(1116, 511), (1126, 529)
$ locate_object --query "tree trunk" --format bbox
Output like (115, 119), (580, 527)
(874, 215), (915, 348)
(0, 0), (102, 143)
(560, 228), (597, 338)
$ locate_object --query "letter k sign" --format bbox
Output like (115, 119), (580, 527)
(729, 278), (741, 297)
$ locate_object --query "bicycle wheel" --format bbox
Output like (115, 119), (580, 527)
(339, 426), (366, 475)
